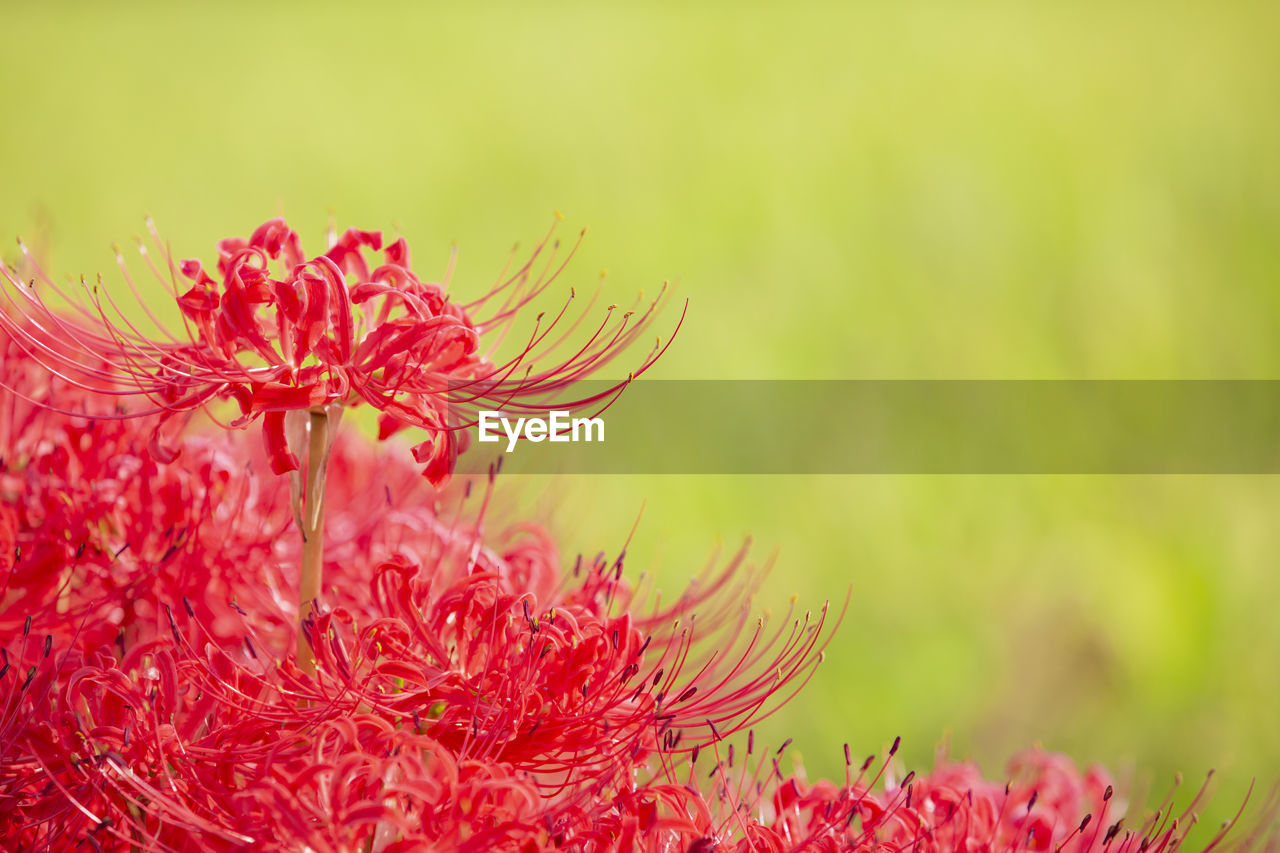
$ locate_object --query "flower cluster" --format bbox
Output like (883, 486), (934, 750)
(1, 222), (1275, 851)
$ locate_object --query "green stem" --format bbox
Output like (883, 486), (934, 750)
(297, 408), (329, 675)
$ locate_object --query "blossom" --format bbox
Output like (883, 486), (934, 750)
(3, 346), (1276, 851)
(0, 352), (846, 850)
(0, 216), (681, 484)
(2, 226), (1273, 853)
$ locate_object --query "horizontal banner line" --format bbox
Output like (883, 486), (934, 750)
(450, 380), (1280, 474)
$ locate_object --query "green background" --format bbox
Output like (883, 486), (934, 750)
(5, 0), (1278, 832)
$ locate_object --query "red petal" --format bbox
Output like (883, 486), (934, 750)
(250, 381), (328, 410)
(263, 410), (298, 474)
(384, 236), (410, 267)
(411, 429), (458, 486)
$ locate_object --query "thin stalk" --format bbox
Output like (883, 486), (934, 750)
(297, 408), (329, 674)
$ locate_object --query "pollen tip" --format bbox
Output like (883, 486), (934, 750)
(554, 209), (564, 221)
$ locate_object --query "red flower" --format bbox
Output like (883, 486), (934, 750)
(0, 217), (681, 484)
(2, 367), (1275, 851)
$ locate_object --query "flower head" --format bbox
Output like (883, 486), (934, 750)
(0, 216), (681, 483)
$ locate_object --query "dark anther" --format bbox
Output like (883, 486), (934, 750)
(164, 604), (181, 644)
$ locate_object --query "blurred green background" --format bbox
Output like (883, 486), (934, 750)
(5, 0), (1279, 832)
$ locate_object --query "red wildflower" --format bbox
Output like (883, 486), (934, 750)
(2, 225), (1273, 853)
(0, 365), (849, 850)
(0, 216), (681, 484)
(2, 377), (1275, 850)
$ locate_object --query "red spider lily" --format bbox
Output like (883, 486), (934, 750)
(4, 404), (1274, 850)
(1, 216), (684, 674)
(2, 251), (1274, 853)
(0, 216), (682, 484)
(0, 352), (852, 851)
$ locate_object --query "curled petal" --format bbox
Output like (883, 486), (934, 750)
(411, 428), (458, 486)
(264, 409), (299, 474)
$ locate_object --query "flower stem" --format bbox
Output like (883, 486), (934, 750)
(297, 407), (329, 675)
